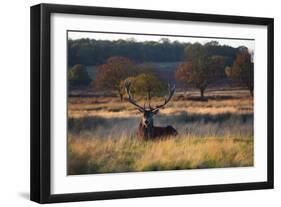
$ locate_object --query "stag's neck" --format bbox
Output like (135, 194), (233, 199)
(139, 122), (154, 138)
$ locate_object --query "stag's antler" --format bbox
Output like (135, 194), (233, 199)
(125, 80), (175, 112)
(125, 80), (145, 112)
(151, 84), (176, 112)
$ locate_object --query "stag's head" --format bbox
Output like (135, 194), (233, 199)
(124, 80), (175, 127)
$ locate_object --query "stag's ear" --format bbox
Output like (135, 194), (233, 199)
(153, 109), (159, 114)
(138, 108), (144, 113)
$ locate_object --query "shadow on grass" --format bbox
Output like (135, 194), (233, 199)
(174, 95), (237, 102)
(68, 112), (253, 135)
(171, 111), (252, 124)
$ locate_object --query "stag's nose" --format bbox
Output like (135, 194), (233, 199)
(145, 120), (149, 125)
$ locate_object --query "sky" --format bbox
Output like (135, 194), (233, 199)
(68, 31), (255, 51)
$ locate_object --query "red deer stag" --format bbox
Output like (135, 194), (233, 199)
(125, 80), (178, 140)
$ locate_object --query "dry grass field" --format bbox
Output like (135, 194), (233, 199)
(67, 88), (254, 175)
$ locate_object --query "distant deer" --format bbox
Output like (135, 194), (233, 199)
(125, 80), (178, 140)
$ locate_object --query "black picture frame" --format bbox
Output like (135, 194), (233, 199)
(30, 3), (274, 204)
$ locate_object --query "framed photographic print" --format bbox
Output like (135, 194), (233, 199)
(30, 3), (274, 203)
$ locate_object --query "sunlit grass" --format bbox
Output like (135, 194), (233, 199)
(67, 134), (253, 175)
(68, 89), (253, 118)
(67, 89), (254, 175)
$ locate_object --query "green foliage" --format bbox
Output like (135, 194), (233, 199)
(68, 64), (91, 88)
(127, 73), (166, 100)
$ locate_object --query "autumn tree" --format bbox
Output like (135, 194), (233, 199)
(175, 43), (224, 98)
(225, 49), (254, 96)
(94, 56), (135, 101)
(68, 64), (91, 89)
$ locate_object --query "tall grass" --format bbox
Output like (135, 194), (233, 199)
(67, 89), (254, 175)
(68, 134), (253, 175)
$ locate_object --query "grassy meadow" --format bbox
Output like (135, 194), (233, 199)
(67, 88), (254, 175)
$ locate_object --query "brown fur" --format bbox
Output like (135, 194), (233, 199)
(137, 122), (178, 141)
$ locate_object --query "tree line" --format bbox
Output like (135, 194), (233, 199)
(68, 38), (238, 67)
(68, 40), (254, 100)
